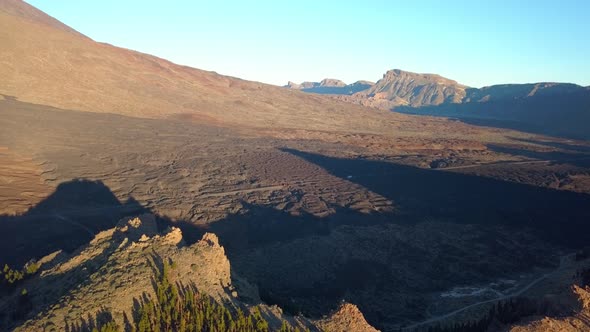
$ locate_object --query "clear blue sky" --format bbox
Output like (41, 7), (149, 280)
(27, 0), (590, 87)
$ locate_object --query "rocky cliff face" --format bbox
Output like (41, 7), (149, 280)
(353, 69), (467, 108)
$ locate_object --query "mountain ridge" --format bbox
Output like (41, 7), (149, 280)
(285, 79), (374, 96)
(288, 69), (590, 139)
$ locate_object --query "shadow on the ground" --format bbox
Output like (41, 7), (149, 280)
(279, 148), (590, 247)
(203, 202), (390, 255)
(3, 149), (590, 329)
(65, 307), (116, 332)
(203, 149), (590, 327)
(0, 179), (148, 267)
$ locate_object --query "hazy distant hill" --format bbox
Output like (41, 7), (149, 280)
(396, 82), (590, 139)
(285, 79), (374, 95)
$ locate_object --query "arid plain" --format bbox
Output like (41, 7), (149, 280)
(2, 94), (590, 330)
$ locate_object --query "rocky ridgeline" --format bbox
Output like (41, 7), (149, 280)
(1, 214), (380, 332)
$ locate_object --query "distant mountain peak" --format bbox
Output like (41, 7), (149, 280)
(319, 78), (347, 87)
(353, 80), (375, 86)
(284, 78), (373, 95)
(382, 69), (464, 86)
(358, 68), (467, 107)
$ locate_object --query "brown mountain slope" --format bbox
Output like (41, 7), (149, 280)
(0, 0), (85, 37)
(0, 0), (408, 134)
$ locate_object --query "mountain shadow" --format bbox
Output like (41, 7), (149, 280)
(196, 149), (590, 328)
(1, 164), (587, 329)
(204, 202), (392, 255)
(280, 148), (590, 247)
(0, 179), (148, 267)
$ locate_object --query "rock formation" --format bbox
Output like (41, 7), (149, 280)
(317, 302), (380, 332)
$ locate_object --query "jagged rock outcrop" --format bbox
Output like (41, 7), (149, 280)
(317, 302), (380, 332)
(2, 214), (381, 331)
(114, 214), (158, 242)
(2, 214), (242, 331)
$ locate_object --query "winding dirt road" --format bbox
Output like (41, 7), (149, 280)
(402, 255), (571, 331)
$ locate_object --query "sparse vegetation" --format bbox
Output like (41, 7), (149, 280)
(92, 321), (119, 332)
(131, 260), (308, 332)
(1, 261), (39, 290)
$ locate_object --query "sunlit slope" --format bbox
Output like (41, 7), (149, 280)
(0, 0), (407, 133)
